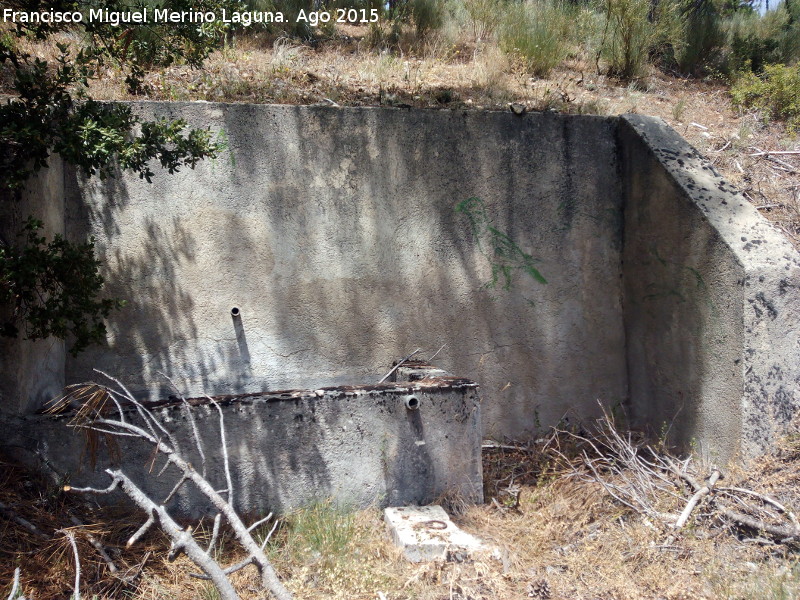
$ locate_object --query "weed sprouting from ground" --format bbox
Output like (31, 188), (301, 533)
(272, 500), (360, 567)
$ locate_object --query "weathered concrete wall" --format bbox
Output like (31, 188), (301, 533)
(4, 105), (800, 466)
(29, 372), (482, 516)
(0, 161), (66, 417)
(63, 104), (629, 439)
(620, 115), (800, 460)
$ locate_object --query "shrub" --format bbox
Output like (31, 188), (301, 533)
(0, 218), (124, 356)
(462, 0), (506, 40)
(410, 0), (445, 36)
(598, 0), (658, 80)
(722, 4), (800, 74)
(730, 62), (800, 131)
(674, 0), (726, 75)
(566, 3), (606, 59)
(499, 0), (572, 78)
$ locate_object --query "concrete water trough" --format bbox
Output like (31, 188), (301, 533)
(24, 363), (483, 517)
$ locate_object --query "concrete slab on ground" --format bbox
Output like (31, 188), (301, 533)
(384, 505), (491, 562)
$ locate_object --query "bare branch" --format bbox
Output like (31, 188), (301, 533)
(718, 487), (800, 527)
(93, 370), (182, 455)
(0, 500), (49, 540)
(127, 512), (156, 548)
(68, 515), (119, 575)
(206, 513), (222, 556)
(428, 344), (446, 361)
(207, 398), (234, 510)
(58, 529), (81, 600)
(675, 470), (720, 529)
(190, 556), (255, 580)
(570, 410), (800, 547)
(105, 469), (239, 600)
(66, 479), (120, 495)
(749, 150), (800, 156)
(163, 476), (189, 505)
(247, 512), (275, 533)
(81, 427), (141, 438)
(7, 567), (22, 600)
(68, 375), (294, 600)
(259, 519), (280, 551)
(718, 505), (800, 541)
(160, 371), (207, 477)
(378, 348), (421, 383)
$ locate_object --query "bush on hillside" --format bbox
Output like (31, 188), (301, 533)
(673, 0), (726, 74)
(601, 0), (649, 79)
(731, 62), (800, 131)
(462, 0), (506, 40)
(499, 0), (572, 77)
(723, 3), (800, 73)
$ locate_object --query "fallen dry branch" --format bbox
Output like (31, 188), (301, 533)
(70, 471), (239, 600)
(675, 469), (720, 529)
(561, 410), (800, 546)
(378, 348), (422, 383)
(57, 529), (82, 600)
(0, 500), (49, 541)
(6, 567), (23, 600)
(750, 150), (800, 156)
(63, 373), (293, 600)
(68, 515), (119, 576)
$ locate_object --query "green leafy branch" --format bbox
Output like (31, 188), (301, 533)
(0, 2), (240, 356)
(0, 218), (125, 356)
(0, 40), (222, 189)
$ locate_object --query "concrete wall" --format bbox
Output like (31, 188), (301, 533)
(29, 371), (483, 517)
(3, 104), (800, 466)
(63, 104), (629, 440)
(620, 115), (800, 460)
(0, 161), (66, 417)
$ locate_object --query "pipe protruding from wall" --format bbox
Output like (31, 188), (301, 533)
(404, 395), (420, 411)
(231, 307), (241, 318)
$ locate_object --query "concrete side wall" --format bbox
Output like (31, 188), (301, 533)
(0, 162), (66, 417)
(29, 377), (483, 516)
(64, 104), (629, 438)
(620, 115), (800, 460)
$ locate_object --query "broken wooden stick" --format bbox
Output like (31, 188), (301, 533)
(378, 348), (421, 383)
(0, 500), (48, 540)
(68, 515), (119, 576)
(749, 150), (800, 156)
(675, 470), (720, 529)
(57, 529), (82, 600)
(6, 567), (24, 600)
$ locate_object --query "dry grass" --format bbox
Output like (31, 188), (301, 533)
(4, 427), (800, 600)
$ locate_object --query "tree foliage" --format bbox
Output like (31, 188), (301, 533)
(0, 217), (123, 356)
(0, 1), (234, 353)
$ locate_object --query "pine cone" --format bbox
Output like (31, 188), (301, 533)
(528, 578), (552, 599)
